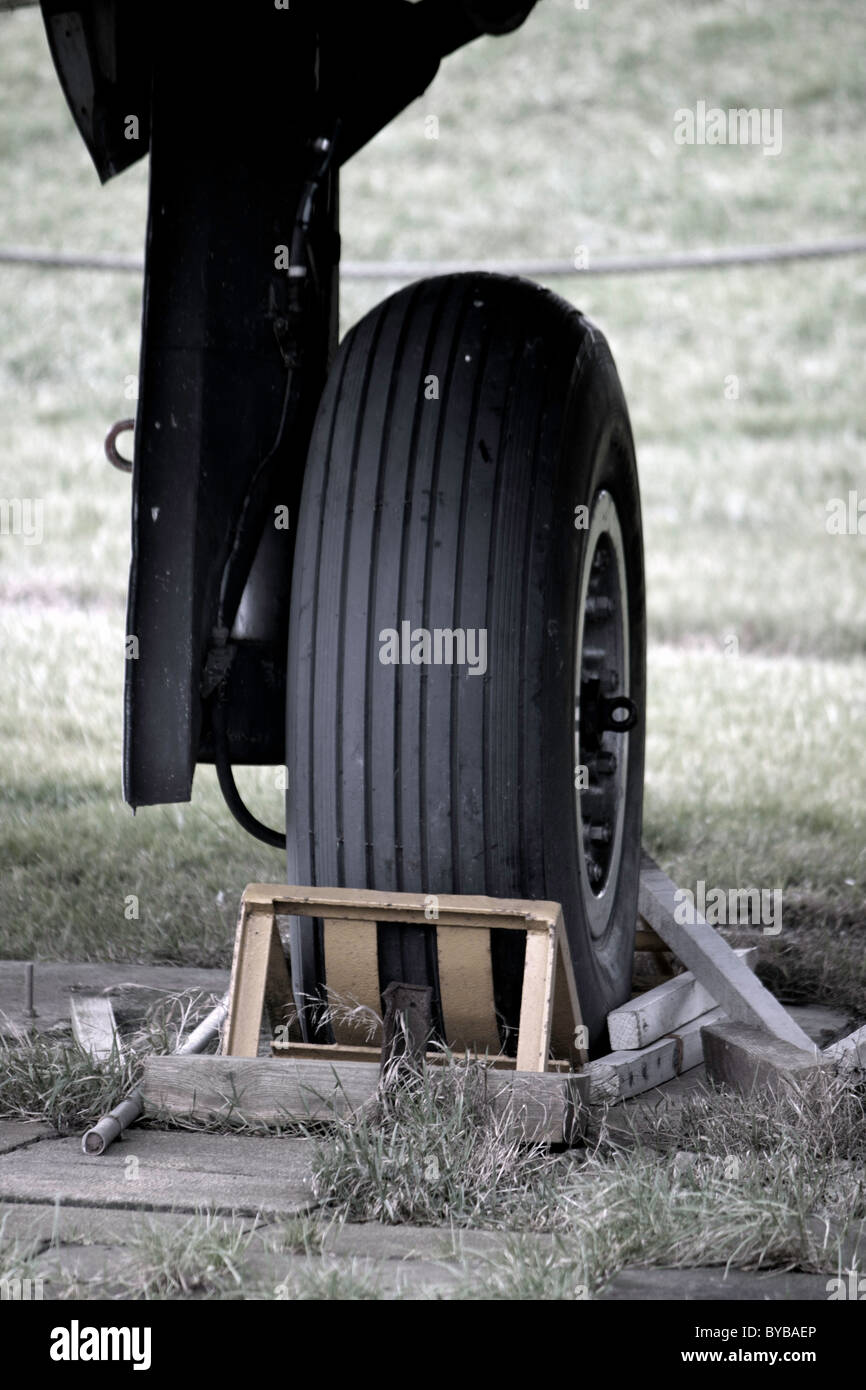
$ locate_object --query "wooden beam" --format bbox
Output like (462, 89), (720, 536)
(823, 1024), (866, 1073)
(580, 1007), (724, 1104)
(241, 884), (564, 931)
(269, 1039), (572, 1071)
(69, 993), (120, 1061)
(141, 1055), (587, 1144)
(701, 1020), (820, 1095)
(515, 921), (557, 1072)
(638, 854), (813, 1050)
(223, 906), (275, 1057)
(609, 947), (757, 1050)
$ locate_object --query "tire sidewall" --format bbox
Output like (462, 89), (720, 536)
(542, 329), (646, 1045)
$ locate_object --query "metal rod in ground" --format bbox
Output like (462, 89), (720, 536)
(80, 992), (230, 1156)
(23, 961), (36, 1019)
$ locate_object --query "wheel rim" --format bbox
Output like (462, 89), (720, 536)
(574, 488), (632, 941)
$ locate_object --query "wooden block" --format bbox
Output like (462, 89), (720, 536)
(581, 1007), (725, 1104)
(823, 1024), (866, 1072)
(701, 1020), (820, 1095)
(69, 993), (120, 1061)
(638, 854), (813, 1050)
(322, 917), (382, 1044)
(141, 1055), (587, 1144)
(436, 922), (500, 1054)
(609, 947), (757, 1050)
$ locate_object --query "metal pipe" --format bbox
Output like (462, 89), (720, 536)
(23, 962), (36, 1019)
(81, 992), (230, 1155)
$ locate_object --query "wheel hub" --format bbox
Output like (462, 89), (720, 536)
(574, 489), (636, 940)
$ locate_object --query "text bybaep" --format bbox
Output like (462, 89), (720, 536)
(379, 622), (487, 676)
(50, 1321), (151, 1371)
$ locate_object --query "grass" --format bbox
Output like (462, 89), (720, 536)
(2, 1018), (862, 1298)
(0, 988), (220, 1129)
(119, 1212), (257, 1300)
(271, 1262), (387, 1302)
(309, 1057), (563, 1228)
(0, 1031), (136, 1132)
(308, 1058), (866, 1295)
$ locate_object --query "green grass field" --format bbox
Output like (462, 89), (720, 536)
(0, 1), (864, 1006)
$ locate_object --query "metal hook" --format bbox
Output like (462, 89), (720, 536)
(105, 418), (135, 472)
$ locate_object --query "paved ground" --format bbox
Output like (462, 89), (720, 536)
(0, 960), (230, 1038)
(0, 1129), (314, 1217)
(0, 1117), (850, 1302)
(0, 964), (857, 1300)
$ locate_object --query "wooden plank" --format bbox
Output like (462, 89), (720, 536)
(242, 884), (562, 931)
(823, 1024), (866, 1072)
(436, 922), (500, 1053)
(638, 854), (813, 1050)
(580, 1007), (725, 1104)
(223, 906), (274, 1057)
(143, 1055), (381, 1124)
(69, 993), (120, 1061)
(141, 1055), (586, 1144)
(608, 947), (758, 1050)
(269, 1039), (571, 1072)
(322, 917), (382, 1044)
(272, 1041), (386, 1064)
(515, 925), (556, 1072)
(702, 1020), (820, 1095)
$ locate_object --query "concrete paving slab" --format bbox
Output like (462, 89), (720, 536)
(0, 961), (229, 1036)
(0, 1200), (216, 1245)
(0, 1129), (315, 1217)
(320, 1221), (557, 1262)
(0, 1120), (57, 1154)
(599, 1266), (832, 1300)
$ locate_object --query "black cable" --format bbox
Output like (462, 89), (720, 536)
(211, 694), (287, 850)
